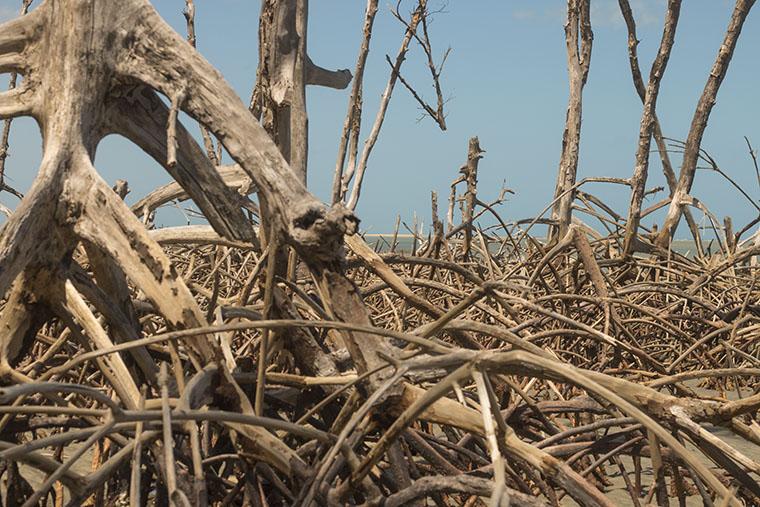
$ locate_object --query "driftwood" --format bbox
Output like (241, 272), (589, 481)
(0, 1), (759, 506)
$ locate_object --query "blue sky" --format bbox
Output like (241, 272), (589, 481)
(1, 1), (758, 236)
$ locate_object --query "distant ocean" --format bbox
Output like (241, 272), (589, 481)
(363, 234), (722, 256)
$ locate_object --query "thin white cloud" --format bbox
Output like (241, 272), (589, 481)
(512, 8), (537, 21)
(512, 0), (668, 29)
(592, 0), (667, 28)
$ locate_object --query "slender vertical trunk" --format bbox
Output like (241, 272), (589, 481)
(619, 0), (704, 255)
(332, 0), (379, 204)
(252, 0), (351, 186)
(462, 137), (483, 258)
(655, 0), (756, 248)
(621, 0), (681, 256)
(551, 0), (592, 241)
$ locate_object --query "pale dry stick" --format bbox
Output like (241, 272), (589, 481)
(572, 227), (617, 338)
(182, 383), (208, 503)
(672, 405), (760, 476)
(390, 214), (401, 251)
(237, 243), (269, 305)
(345, 0), (426, 210)
(472, 370), (507, 507)
(447, 174), (465, 232)
(400, 3), (449, 129)
(647, 367), (760, 388)
(264, 371), (358, 387)
(622, 0), (681, 256)
(646, 430), (668, 506)
(745, 136), (760, 191)
(183, 0), (196, 46)
(132, 167), (256, 223)
(129, 386), (147, 507)
(159, 363), (191, 507)
(657, 0), (757, 247)
(255, 229), (278, 416)
(461, 137), (483, 258)
(166, 89), (186, 168)
(332, 0), (379, 204)
(60, 279), (142, 408)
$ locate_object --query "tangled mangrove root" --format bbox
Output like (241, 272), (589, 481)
(1, 0), (759, 506)
(2, 219), (760, 506)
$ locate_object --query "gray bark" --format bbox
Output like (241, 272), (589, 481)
(655, 0), (756, 248)
(551, 0), (593, 240)
(621, 0), (681, 256)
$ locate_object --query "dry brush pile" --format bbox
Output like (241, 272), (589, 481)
(0, 0), (759, 506)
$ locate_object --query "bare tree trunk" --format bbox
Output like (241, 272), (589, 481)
(250, 2), (356, 394)
(621, 0), (681, 256)
(461, 137), (483, 258)
(0, 0), (32, 199)
(618, 0), (704, 256)
(551, 0), (593, 241)
(655, 0), (756, 248)
(252, 0), (351, 186)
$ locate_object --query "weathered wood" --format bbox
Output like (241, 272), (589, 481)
(618, 0), (704, 255)
(252, 0), (350, 185)
(461, 137), (483, 258)
(655, 0), (756, 247)
(621, 0), (681, 256)
(551, 0), (592, 240)
(0, 0), (354, 483)
(332, 0), (379, 204)
(105, 85), (253, 242)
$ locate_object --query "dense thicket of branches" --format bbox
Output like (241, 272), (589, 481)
(0, 1), (758, 506)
